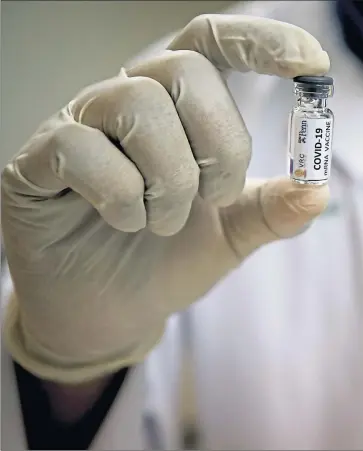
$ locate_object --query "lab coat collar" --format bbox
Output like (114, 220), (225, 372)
(1, 291), (145, 451)
(1, 335), (146, 450)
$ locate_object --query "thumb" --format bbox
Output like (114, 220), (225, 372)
(220, 177), (330, 258)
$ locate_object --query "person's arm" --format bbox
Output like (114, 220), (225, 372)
(41, 376), (113, 423)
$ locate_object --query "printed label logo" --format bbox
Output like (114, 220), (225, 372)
(294, 168), (306, 178)
(298, 119), (307, 144)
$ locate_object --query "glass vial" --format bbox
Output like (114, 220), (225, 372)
(288, 75), (334, 185)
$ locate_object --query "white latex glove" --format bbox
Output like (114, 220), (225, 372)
(1, 15), (330, 383)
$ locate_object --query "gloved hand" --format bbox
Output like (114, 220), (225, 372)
(1, 14), (330, 383)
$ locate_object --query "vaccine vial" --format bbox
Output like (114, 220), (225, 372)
(288, 75), (334, 185)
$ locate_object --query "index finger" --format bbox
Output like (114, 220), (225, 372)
(168, 14), (330, 78)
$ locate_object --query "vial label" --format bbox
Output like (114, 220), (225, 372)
(290, 117), (333, 182)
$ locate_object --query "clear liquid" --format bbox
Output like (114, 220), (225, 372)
(288, 103), (334, 185)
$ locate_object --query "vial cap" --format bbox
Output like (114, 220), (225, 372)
(293, 75), (334, 85)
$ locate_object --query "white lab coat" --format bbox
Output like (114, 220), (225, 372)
(1, 258), (147, 450)
(181, 1), (363, 450)
(1, 258), (186, 450)
(1, 260), (185, 450)
(2, 1), (363, 450)
(132, 1), (363, 449)
(1, 347), (146, 451)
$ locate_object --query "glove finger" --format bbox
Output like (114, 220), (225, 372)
(1, 117), (147, 233)
(220, 177), (329, 258)
(127, 50), (251, 207)
(70, 75), (199, 237)
(168, 14), (330, 78)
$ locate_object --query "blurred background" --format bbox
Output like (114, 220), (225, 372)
(1, 0), (236, 169)
(2, 2), (363, 450)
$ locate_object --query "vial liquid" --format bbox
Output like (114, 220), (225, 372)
(288, 75), (334, 185)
